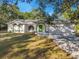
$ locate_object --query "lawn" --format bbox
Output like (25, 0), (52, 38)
(0, 33), (73, 59)
(74, 24), (79, 36)
(75, 24), (79, 33)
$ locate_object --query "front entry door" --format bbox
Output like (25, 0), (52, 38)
(37, 24), (45, 32)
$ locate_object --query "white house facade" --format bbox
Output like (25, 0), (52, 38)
(7, 19), (75, 36)
(7, 19), (49, 34)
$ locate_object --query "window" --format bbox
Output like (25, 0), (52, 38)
(28, 25), (34, 32)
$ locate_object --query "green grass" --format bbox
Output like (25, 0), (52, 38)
(75, 24), (79, 36)
(0, 33), (73, 59)
(75, 24), (79, 31)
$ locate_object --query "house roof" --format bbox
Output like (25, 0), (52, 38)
(7, 18), (73, 25)
(7, 19), (45, 24)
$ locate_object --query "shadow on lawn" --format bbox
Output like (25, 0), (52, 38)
(0, 34), (35, 58)
(0, 33), (17, 38)
(0, 33), (73, 59)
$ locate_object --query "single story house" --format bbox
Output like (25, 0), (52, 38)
(7, 19), (49, 33)
(7, 19), (75, 36)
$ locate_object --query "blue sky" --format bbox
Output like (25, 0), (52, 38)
(17, 0), (39, 12)
(0, 0), (78, 15)
(16, 0), (54, 15)
(45, 4), (55, 15)
(71, 4), (77, 12)
(7, 0), (54, 15)
(15, 0), (77, 15)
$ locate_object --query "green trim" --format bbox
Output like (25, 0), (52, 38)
(37, 24), (45, 32)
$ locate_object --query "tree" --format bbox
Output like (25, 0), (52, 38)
(0, 1), (20, 23)
(0, 0), (20, 30)
(31, 8), (46, 19)
(1, 0), (79, 22)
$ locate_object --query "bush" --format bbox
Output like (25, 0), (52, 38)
(75, 24), (79, 36)
(0, 23), (7, 31)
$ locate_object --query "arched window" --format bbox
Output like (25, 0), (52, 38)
(28, 25), (34, 32)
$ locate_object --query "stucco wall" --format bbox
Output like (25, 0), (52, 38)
(8, 24), (25, 33)
(13, 24), (25, 33)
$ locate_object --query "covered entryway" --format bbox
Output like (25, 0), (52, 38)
(37, 24), (45, 32)
(28, 25), (34, 32)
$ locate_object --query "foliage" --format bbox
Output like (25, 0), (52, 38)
(0, 0), (79, 23)
(0, 4), (19, 23)
(75, 24), (79, 33)
(0, 0), (47, 23)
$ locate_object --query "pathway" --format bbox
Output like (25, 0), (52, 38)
(38, 25), (79, 59)
(48, 26), (79, 59)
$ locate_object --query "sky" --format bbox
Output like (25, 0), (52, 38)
(7, 0), (55, 15)
(17, 0), (39, 12)
(71, 4), (77, 12)
(17, 0), (54, 15)
(45, 4), (55, 15)
(12, 0), (77, 15)
(0, 0), (78, 15)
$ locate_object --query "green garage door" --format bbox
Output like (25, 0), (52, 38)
(37, 24), (45, 32)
